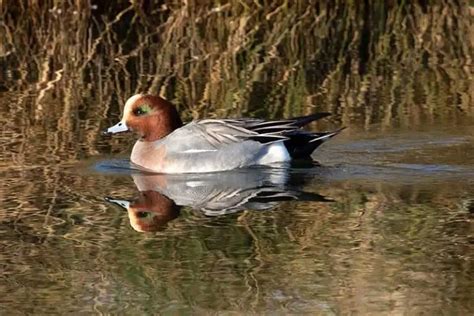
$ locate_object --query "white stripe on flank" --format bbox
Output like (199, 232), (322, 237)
(182, 149), (218, 153)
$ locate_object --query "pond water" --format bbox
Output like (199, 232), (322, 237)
(1, 113), (472, 314)
(1, 2), (473, 314)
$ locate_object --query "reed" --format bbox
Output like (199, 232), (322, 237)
(0, 1), (471, 165)
(1, 1), (471, 122)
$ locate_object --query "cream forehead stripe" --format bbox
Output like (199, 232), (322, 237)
(105, 94), (144, 134)
(122, 94), (144, 120)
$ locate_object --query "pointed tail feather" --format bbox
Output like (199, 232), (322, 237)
(290, 113), (332, 127)
(309, 127), (346, 143)
(284, 127), (345, 159)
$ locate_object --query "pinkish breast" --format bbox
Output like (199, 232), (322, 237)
(131, 141), (167, 172)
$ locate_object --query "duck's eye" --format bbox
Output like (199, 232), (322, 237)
(133, 105), (149, 116)
(136, 211), (151, 218)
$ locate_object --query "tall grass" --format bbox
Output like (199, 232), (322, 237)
(0, 0), (472, 163)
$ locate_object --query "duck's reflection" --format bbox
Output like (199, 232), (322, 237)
(106, 168), (330, 232)
(106, 191), (180, 232)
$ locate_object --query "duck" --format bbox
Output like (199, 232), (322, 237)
(105, 169), (330, 232)
(104, 94), (343, 173)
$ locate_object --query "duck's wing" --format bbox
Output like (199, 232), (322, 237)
(164, 113), (333, 152)
(171, 119), (290, 150)
(191, 114), (331, 146)
(226, 113), (330, 131)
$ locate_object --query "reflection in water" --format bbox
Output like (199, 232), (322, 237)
(105, 168), (330, 232)
(106, 192), (180, 233)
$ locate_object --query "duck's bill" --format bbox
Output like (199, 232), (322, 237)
(105, 197), (130, 210)
(104, 121), (129, 135)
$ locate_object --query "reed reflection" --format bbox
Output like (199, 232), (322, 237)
(106, 167), (330, 232)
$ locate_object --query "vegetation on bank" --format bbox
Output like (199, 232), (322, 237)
(0, 1), (472, 162)
(1, 1), (471, 119)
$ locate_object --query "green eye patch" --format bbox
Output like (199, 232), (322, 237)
(133, 104), (151, 116)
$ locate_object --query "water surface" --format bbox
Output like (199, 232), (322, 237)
(1, 120), (473, 314)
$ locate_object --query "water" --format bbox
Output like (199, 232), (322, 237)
(1, 2), (473, 314)
(1, 118), (472, 314)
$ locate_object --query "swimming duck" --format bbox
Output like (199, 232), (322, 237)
(104, 94), (342, 173)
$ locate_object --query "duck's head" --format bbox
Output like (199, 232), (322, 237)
(105, 191), (180, 232)
(104, 94), (183, 141)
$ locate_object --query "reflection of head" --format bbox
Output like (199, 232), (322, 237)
(128, 191), (180, 232)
